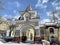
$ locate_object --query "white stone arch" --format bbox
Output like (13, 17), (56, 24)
(48, 27), (55, 34)
(20, 25), (34, 31)
(48, 27), (55, 41)
(20, 24), (35, 41)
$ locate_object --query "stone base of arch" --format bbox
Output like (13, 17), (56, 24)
(12, 36), (42, 43)
(34, 36), (42, 43)
(12, 37), (22, 43)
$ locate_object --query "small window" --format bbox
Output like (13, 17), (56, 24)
(15, 30), (20, 36)
(50, 28), (54, 34)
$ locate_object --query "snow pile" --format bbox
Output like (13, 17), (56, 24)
(0, 41), (4, 45)
(2, 42), (31, 45)
(42, 40), (50, 45)
(1, 42), (42, 45)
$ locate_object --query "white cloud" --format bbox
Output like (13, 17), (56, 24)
(36, 0), (47, 9)
(14, 1), (20, 8)
(3, 14), (20, 20)
(36, 0), (41, 7)
(51, 0), (59, 8)
(41, 18), (50, 24)
(14, 15), (20, 19)
(3, 14), (12, 18)
(56, 6), (60, 10)
(46, 11), (52, 16)
(42, 0), (49, 4)
(7, 1), (20, 8)
(13, 10), (19, 14)
(3, 14), (8, 18)
(36, 4), (47, 9)
(46, 11), (60, 19)
(52, 3), (58, 7)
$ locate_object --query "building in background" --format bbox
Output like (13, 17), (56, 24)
(0, 16), (11, 38)
(40, 20), (60, 42)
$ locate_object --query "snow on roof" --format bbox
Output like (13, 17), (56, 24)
(45, 22), (57, 26)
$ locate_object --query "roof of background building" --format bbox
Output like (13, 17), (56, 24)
(45, 22), (57, 26)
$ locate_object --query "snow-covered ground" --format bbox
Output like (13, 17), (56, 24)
(0, 39), (50, 45)
(0, 38), (42, 45)
(0, 42), (42, 45)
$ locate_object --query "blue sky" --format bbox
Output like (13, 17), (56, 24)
(0, 0), (60, 24)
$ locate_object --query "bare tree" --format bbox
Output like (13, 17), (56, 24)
(51, 11), (58, 23)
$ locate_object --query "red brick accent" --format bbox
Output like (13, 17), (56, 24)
(12, 37), (22, 43)
(34, 37), (42, 43)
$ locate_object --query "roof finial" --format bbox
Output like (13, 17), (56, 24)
(26, 4), (32, 11)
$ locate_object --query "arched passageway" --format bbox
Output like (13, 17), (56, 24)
(20, 25), (35, 42)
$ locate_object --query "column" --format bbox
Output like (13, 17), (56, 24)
(6, 30), (10, 36)
(27, 30), (31, 41)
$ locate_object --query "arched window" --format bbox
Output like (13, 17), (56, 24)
(26, 16), (29, 21)
(50, 28), (54, 34)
